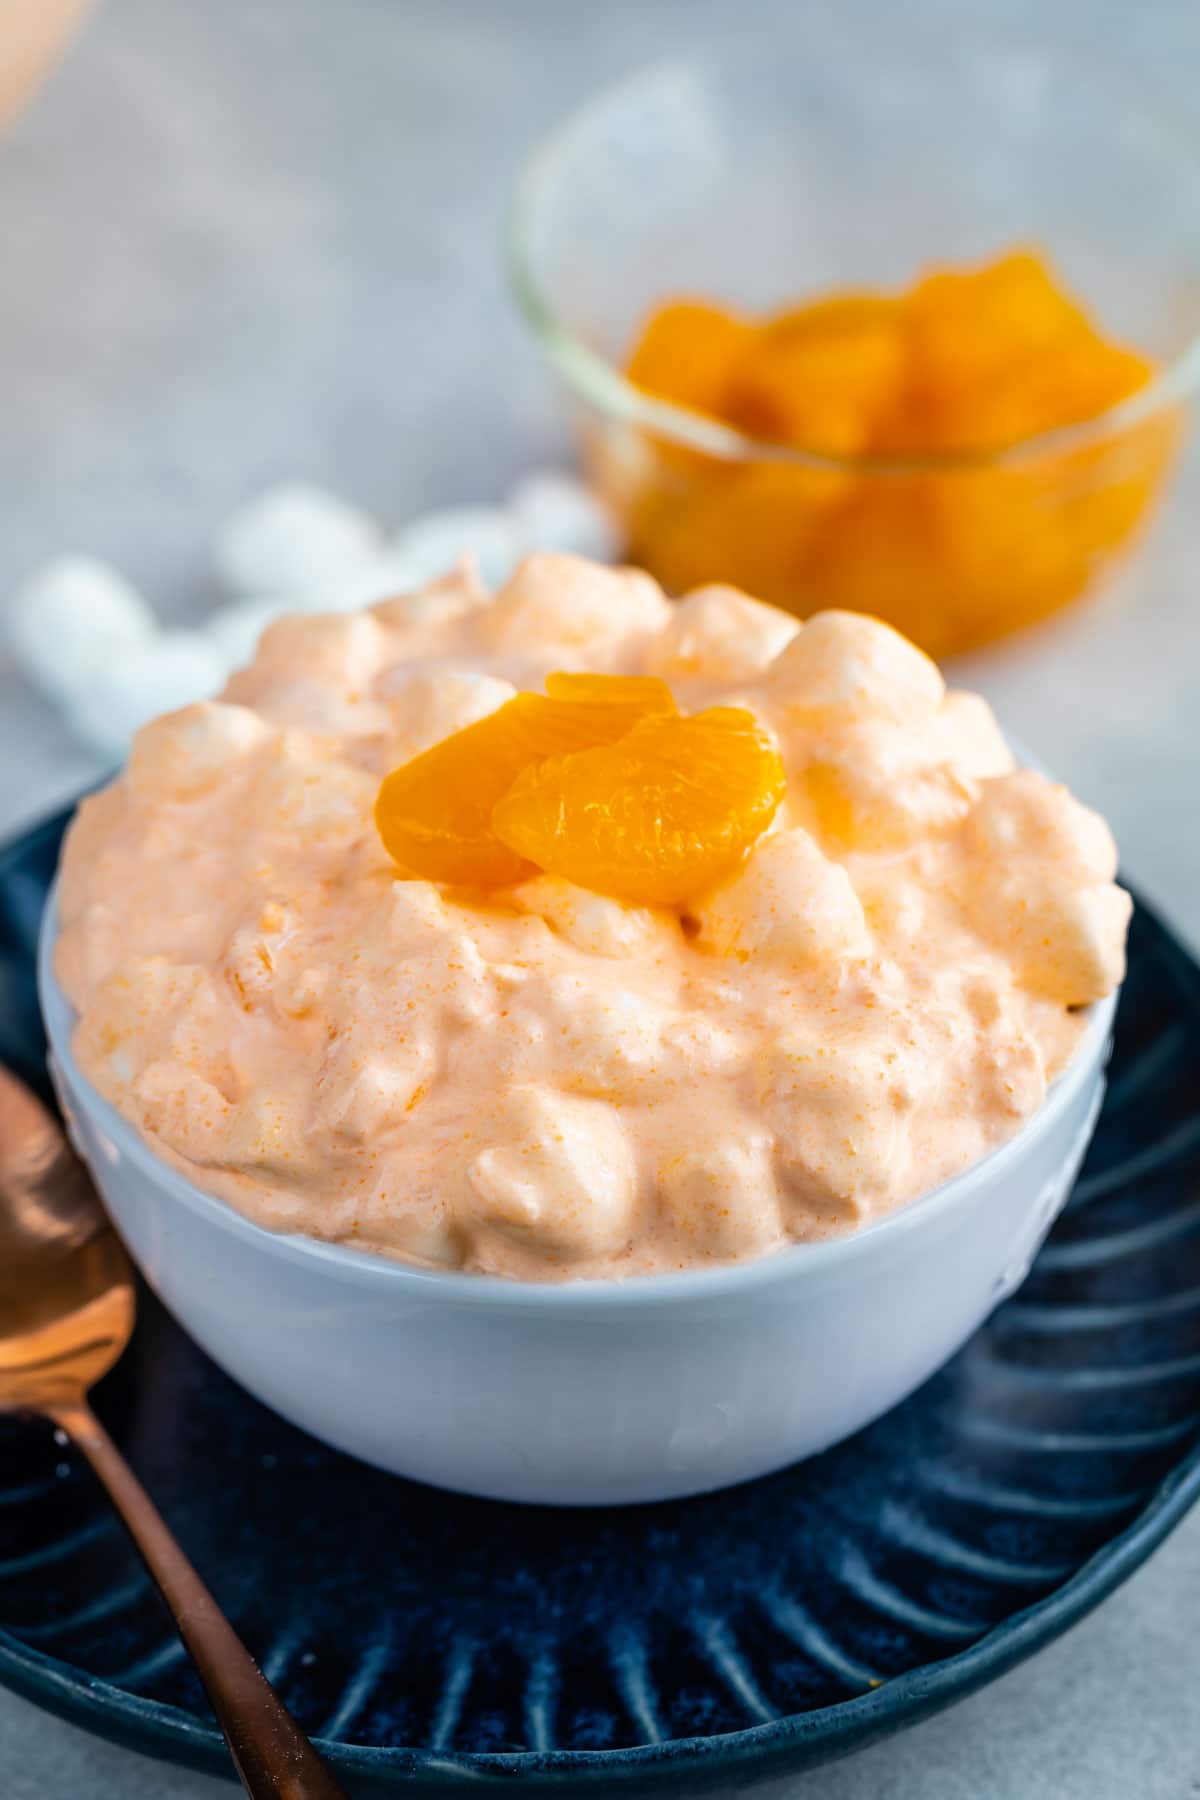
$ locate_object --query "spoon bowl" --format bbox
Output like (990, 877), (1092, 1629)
(0, 1066), (135, 1402)
(0, 1062), (346, 1799)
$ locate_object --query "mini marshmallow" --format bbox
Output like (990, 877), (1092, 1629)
(759, 1034), (917, 1220)
(799, 719), (978, 851)
(510, 875), (676, 960)
(966, 769), (1118, 885)
(214, 483), (383, 598)
(394, 507), (522, 590)
(68, 633), (228, 758)
(126, 700), (272, 798)
(966, 870), (1131, 1006)
(380, 668), (516, 762)
(465, 1084), (637, 1260)
(247, 610), (390, 688)
(249, 744), (376, 850)
(658, 1129), (784, 1257)
(930, 690), (1015, 781)
(645, 584), (800, 683)
(317, 1037), (435, 1141)
(507, 470), (621, 562)
(225, 1087), (314, 1183)
(483, 553), (670, 650)
(133, 1058), (235, 1167)
(695, 829), (870, 963)
(8, 556), (157, 702)
(769, 610), (945, 721)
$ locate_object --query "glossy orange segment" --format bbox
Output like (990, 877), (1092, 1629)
(727, 294), (907, 456)
(543, 672), (677, 713)
(625, 297), (755, 421)
(375, 677), (677, 888)
(492, 707), (786, 907)
(611, 248), (1175, 657)
(903, 250), (1153, 454)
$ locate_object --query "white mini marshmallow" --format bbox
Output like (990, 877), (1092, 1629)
(68, 633), (228, 758)
(214, 483), (383, 597)
(8, 556), (157, 701)
(507, 470), (621, 562)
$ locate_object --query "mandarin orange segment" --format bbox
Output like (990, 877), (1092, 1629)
(625, 297), (755, 421)
(905, 250), (1150, 454)
(375, 677), (676, 888)
(492, 707), (786, 907)
(623, 461), (848, 607)
(543, 672), (677, 715)
(727, 293), (907, 456)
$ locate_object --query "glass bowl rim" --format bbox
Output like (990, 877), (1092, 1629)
(507, 27), (1200, 475)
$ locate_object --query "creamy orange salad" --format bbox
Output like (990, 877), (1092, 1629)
(55, 555), (1130, 1279)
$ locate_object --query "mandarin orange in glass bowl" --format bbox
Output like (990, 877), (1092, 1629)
(509, 26), (1200, 657)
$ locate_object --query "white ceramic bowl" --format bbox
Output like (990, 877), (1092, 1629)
(39, 893), (1115, 1507)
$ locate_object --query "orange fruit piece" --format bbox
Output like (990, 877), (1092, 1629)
(727, 294), (907, 456)
(543, 672), (676, 712)
(492, 707), (785, 907)
(903, 249), (1151, 453)
(375, 677), (676, 888)
(625, 298), (755, 421)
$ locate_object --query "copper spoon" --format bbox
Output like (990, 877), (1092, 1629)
(0, 1064), (348, 1798)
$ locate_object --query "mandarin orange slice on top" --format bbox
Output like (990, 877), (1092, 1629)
(375, 676), (676, 888)
(492, 706), (785, 907)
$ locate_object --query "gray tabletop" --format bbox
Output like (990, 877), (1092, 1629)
(2, 0), (1198, 1794)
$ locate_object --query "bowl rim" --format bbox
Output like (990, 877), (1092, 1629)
(507, 25), (1200, 474)
(39, 877), (1117, 1311)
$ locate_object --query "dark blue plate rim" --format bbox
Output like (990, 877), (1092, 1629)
(1, 802), (1198, 1790)
(3, 1427), (1197, 1789)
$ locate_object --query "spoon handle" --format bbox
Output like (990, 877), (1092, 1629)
(47, 1399), (348, 1800)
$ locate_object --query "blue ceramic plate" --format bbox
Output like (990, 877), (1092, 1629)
(1, 806), (1199, 1794)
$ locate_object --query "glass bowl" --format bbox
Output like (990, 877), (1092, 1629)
(509, 24), (1200, 658)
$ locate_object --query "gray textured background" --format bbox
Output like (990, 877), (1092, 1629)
(1, 1), (1198, 1794)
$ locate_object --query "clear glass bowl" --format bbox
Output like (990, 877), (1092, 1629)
(509, 24), (1200, 657)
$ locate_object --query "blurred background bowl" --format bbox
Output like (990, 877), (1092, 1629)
(510, 24), (1200, 657)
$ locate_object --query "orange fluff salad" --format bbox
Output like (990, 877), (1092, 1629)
(607, 249), (1176, 656)
(55, 556), (1129, 1280)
